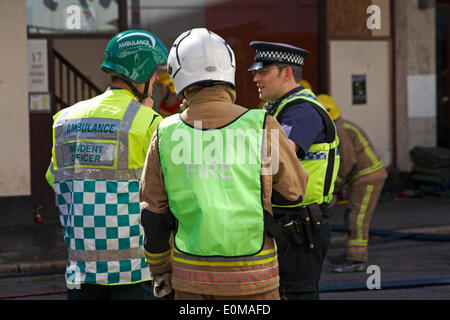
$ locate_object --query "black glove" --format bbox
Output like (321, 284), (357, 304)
(153, 273), (172, 298)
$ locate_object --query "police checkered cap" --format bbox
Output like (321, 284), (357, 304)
(249, 41), (310, 70)
(255, 50), (305, 66)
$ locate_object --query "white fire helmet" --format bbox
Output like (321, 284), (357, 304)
(167, 28), (236, 95)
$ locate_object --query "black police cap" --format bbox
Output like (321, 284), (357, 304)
(248, 41), (310, 71)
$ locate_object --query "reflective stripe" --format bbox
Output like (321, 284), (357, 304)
(355, 184), (373, 244)
(54, 167), (142, 181)
(343, 122), (383, 183)
(271, 88), (339, 207)
(351, 161), (384, 184)
(300, 151), (327, 161)
(66, 278), (152, 286)
(347, 238), (369, 246)
(54, 109), (72, 169)
(62, 142), (116, 167)
(53, 99), (141, 171)
(117, 99), (141, 169)
(144, 248), (171, 264)
(68, 247), (144, 262)
(172, 248), (277, 266)
(173, 264), (279, 285)
(288, 93), (320, 103)
(61, 118), (120, 141)
(344, 122), (381, 165)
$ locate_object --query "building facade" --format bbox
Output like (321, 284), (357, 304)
(0, 0), (447, 223)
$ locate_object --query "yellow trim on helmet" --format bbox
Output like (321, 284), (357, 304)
(317, 94), (341, 121)
(300, 79), (312, 91)
(157, 72), (176, 94)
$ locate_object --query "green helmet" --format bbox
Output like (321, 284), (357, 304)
(101, 30), (168, 83)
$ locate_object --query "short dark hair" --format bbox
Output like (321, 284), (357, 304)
(276, 64), (303, 83)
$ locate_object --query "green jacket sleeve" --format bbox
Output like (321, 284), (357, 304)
(45, 160), (55, 189)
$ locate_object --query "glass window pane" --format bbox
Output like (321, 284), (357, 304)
(130, 0), (210, 46)
(27, 0), (119, 34)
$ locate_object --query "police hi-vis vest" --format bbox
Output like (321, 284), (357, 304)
(46, 89), (161, 286)
(157, 110), (267, 257)
(272, 88), (340, 207)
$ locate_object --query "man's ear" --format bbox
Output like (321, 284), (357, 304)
(152, 72), (160, 83)
(282, 66), (293, 83)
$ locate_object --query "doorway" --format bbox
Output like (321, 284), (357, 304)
(437, 1), (450, 148)
(26, 0), (126, 218)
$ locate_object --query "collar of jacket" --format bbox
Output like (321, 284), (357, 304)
(106, 87), (137, 100)
(184, 84), (237, 107)
(266, 85), (304, 116)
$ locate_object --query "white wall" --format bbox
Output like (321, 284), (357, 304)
(0, 0), (31, 196)
(395, 1), (436, 171)
(330, 40), (392, 167)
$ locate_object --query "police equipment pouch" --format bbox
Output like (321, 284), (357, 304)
(273, 207), (316, 250)
(264, 211), (289, 258)
(298, 207), (314, 249)
(280, 216), (303, 247)
(307, 203), (323, 232)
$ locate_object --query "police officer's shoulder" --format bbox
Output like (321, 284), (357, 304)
(283, 98), (325, 125)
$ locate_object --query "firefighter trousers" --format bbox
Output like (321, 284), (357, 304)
(345, 174), (387, 262)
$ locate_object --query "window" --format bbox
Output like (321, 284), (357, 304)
(27, 0), (119, 34)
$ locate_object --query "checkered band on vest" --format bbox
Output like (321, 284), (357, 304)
(256, 50), (305, 66)
(300, 151), (328, 161)
(172, 264), (279, 285)
(55, 179), (151, 285)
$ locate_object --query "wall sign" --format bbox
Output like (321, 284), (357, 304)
(27, 39), (49, 93)
(352, 74), (367, 105)
(407, 74), (437, 118)
(29, 93), (51, 113)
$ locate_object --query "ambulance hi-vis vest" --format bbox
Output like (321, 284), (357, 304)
(157, 110), (267, 257)
(272, 88), (340, 207)
(46, 89), (161, 286)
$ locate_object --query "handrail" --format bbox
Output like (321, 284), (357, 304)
(53, 50), (101, 91)
(53, 49), (102, 111)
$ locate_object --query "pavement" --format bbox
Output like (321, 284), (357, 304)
(0, 190), (449, 287)
(320, 192), (450, 299)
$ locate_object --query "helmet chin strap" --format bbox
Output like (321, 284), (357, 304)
(122, 77), (150, 102)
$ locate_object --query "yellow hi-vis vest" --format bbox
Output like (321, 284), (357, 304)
(272, 88), (340, 207)
(157, 110), (267, 257)
(45, 89), (161, 286)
